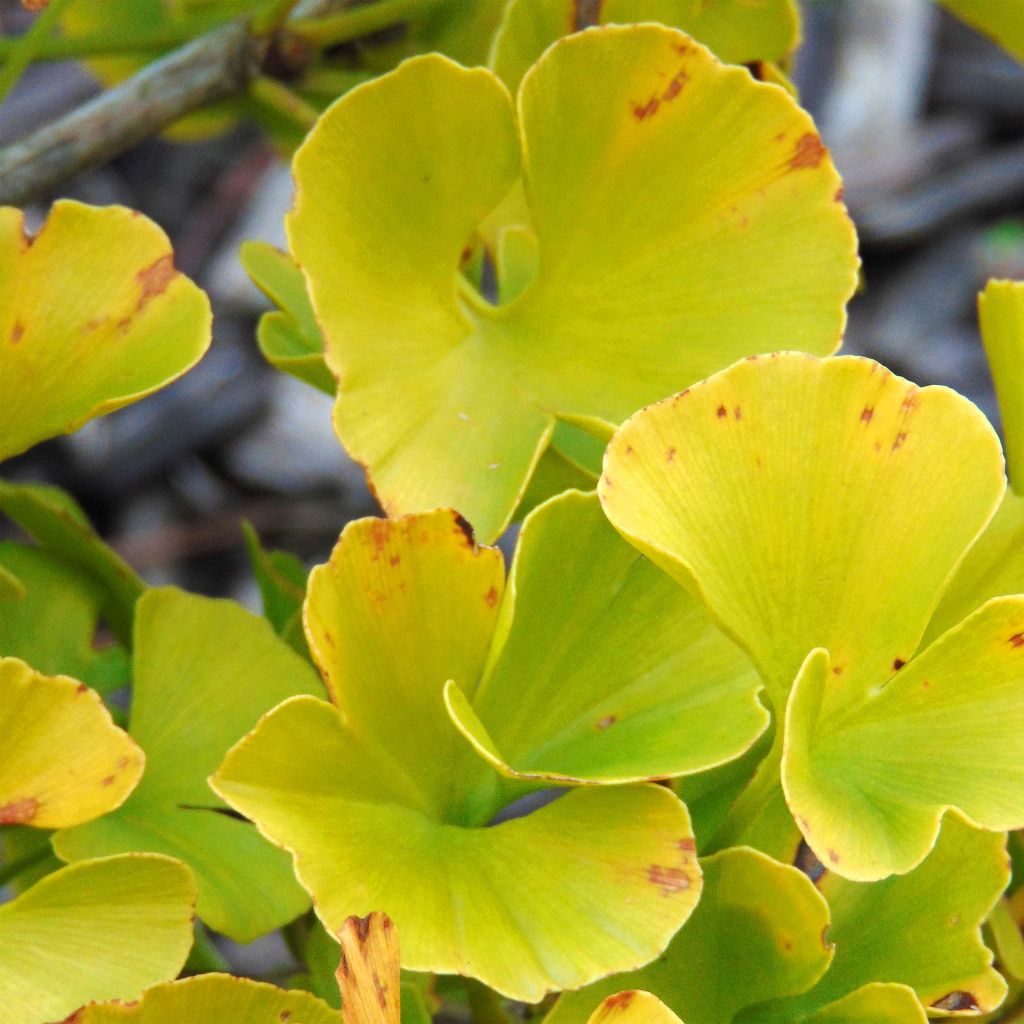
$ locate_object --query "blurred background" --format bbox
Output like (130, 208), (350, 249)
(1, 0), (1021, 603)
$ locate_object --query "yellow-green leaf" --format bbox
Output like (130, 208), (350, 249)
(213, 508), (703, 999)
(0, 201), (211, 464)
(54, 588), (322, 941)
(0, 658), (142, 829)
(446, 491), (767, 784)
(73, 973), (342, 1024)
(754, 815), (1008, 1018)
(546, 847), (831, 1024)
(0, 853), (196, 1024)
(601, 352), (1017, 877)
(289, 26), (857, 541)
(784, 600), (1024, 879)
(600, 0), (801, 65)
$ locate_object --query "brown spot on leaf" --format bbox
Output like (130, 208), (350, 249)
(452, 513), (475, 546)
(353, 914), (372, 943)
(832, 665), (843, 676)
(827, 849), (840, 864)
(893, 658), (906, 670)
(1010, 633), (1024, 648)
(484, 585), (498, 608)
(0, 796), (38, 825)
(662, 70), (688, 101)
(102, 775), (116, 787)
(716, 405), (727, 418)
(136, 254), (176, 311)
(10, 321), (24, 344)
(834, 186), (844, 203)
(892, 431), (907, 451)
(648, 864), (691, 895)
(673, 41), (689, 55)
(280, 1013), (292, 1022)
(931, 992), (979, 1012)
(389, 555), (400, 567)
(632, 97), (660, 121)
(76, 682), (89, 694)
(666, 447), (676, 463)
(604, 992), (637, 1011)
(374, 974), (388, 1010)
(860, 406), (873, 423)
(625, 445), (634, 456)
(789, 133), (827, 170)
(676, 838), (696, 852)
(597, 715), (617, 730)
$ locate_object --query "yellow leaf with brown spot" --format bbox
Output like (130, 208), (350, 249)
(337, 913), (401, 1024)
(0, 201), (210, 464)
(0, 657), (142, 829)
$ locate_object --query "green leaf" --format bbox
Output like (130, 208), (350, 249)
(0, 562), (23, 599)
(796, 985), (925, 1024)
(546, 847), (832, 1024)
(239, 240), (335, 395)
(54, 588), (322, 941)
(0, 201), (211, 464)
(73, 973), (342, 1024)
(0, 658), (142, 829)
(938, 0), (1024, 63)
(213, 509), (702, 1000)
(288, 25), (858, 541)
(445, 491), (767, 784)
(0, 853), (196, 1024)
(0, 479), (144, 643)
(784, 602), (1024, 879)
(753, 815), (1009, 1018)
(241, 520), (309, 655)
(0, 542), (130, 695)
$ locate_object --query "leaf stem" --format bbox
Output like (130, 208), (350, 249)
(0, 843), (50, 889)
(248, 75), (320, 130)
(0, 0), (71, 104)
(466, 978), (516, 1024)
(290, 0), (446, 48)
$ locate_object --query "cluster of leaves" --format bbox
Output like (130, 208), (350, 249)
(7, 0), (1024, 1022)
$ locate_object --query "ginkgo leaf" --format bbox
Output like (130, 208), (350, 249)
(0, 657), (142, 829)
(784, 604), (1024, 879)
(601, 352), (1018, 877)
(239, 240), (335, 395)
(793, 985), (925, 1024)
(72, 973), (342, 1024)
(0, 201), (211, 464)
(0, 853), (196, 1024)
(445, 491), (767, 784)
(54, 588), (322, 942)
(213, 508), (703, 1000)
(938, 0), (1024, 63)
(587, 992), (684, 1024)
(546, 847), (832, 1024)
(0, 543), (129, 695)
(0, 480), (144, 643)
(751, 815), (1008, 1019)
(490, 0), (801, 94)
(288, 25), (857, 541)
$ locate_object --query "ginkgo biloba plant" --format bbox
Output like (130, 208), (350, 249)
(6, 1), (1024, 1022)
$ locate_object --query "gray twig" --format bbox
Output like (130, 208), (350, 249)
(0, 0), (346, 207)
